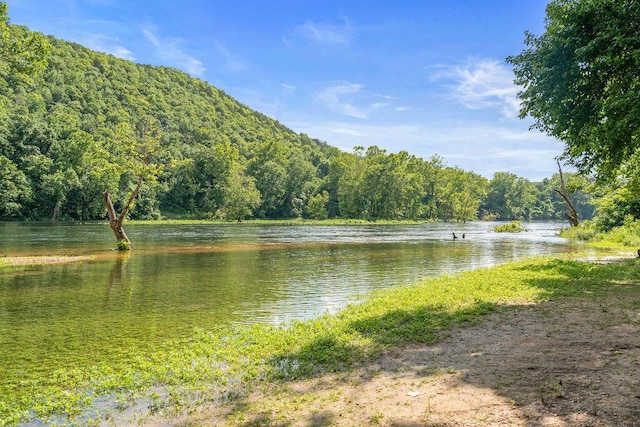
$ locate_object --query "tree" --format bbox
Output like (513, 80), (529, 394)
(306, 190), (329, 220)
(210, 141), (260, 221)
(103, 118), (161, 249)
(443, 168), (487, 222)
(0, 2), (50, 78)
(0, 154), (31, 218)
(483, 172), (537, 220)
(508, 0), (640, 178)
(221, 166), (261, 221)
(535, 170), (594, 221)
(421, 155), (445, 220)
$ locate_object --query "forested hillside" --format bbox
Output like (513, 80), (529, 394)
(0, 25), (593, 222)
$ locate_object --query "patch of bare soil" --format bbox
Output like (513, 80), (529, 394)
(170, 282), (640, 427)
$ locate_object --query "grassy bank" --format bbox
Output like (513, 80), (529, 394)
(560, 217), (640, 248)
(2, 253), (639, 426)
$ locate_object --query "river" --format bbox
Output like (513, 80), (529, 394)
(0, 221), (575, 393)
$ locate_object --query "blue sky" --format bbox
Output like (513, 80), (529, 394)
(7, 0), (563, 181)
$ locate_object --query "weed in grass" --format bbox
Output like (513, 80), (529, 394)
(369, 411), (385, 424)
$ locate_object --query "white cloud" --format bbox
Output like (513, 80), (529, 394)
(295, 18), (353, 45)
(430, 58), (520, 119)
(281, 83), (296, 97)
(81, 33), (135, 60)
(108, 45), (135, 60)
(315, 82), (390, 119)
(141, 26), (206, 76)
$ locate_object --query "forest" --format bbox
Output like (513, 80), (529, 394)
(0, 21), (595, 224)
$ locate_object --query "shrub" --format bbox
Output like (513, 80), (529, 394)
(493, 220), (528, 233)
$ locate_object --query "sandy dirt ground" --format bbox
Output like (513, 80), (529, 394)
(169, 277), (640, 427)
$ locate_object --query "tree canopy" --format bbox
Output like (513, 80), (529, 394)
(0, 2), (50, 78)
(508, 0), (640, 179)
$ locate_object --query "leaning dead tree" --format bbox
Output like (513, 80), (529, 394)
(555, 160), (579, 227)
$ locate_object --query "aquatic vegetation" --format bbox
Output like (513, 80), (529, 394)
(494, 220), (528, 233)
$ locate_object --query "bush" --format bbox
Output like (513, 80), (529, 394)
(558, 221), (598, 241)
(602, 216), (640, 247)
(493, 220), (528, 233)
(560, 216), (640, 247)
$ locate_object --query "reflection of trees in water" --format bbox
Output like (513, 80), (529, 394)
(104, 252), (131, 307)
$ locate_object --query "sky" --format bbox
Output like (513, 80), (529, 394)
(6, 0), (563, 181)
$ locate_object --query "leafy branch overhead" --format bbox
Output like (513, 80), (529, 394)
(508, 0), (640, 180)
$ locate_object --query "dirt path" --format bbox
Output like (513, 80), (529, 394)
(175, 279), (640, 426)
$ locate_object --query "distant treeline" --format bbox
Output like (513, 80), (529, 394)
(0, 28), (594, 222)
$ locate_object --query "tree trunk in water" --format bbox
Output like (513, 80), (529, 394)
(556, 161), (579, 227)
(103, 175), (144, 250)
(103, 191), (132, 249)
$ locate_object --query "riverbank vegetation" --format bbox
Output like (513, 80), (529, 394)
(1, 253), (637, 426)
(560, 216), (640, 249)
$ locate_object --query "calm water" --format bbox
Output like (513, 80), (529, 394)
(0, 221), (575, 391)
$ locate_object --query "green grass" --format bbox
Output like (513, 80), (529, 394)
(560, 218), (640, 248)
(2, 254), (639, 425)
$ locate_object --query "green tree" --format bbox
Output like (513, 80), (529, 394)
(508, 0), (640, 178)
(103, 118), (162, 249)
(535, 171), (594, 221)
(590, 153), (640, 230)
(436, 168), (487, 222)
(210, 141), (260, 221)
(421, 155), (445, 220)
(0, 2), (50, 78)
(483, 172), (537, 220)
(335, 148), (367, 219)
(221, 165), (261, 221)
(246, 140), (318, 219)
(305, 190), (329, 220)
(0, 154), (31, 218)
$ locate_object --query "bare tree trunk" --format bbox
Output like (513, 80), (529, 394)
(103, 175), (145, 249)
(103, 191), (131, 248)
(556, 160), (579, 227)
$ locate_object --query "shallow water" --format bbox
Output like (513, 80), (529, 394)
(0, 221), (575, 392)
